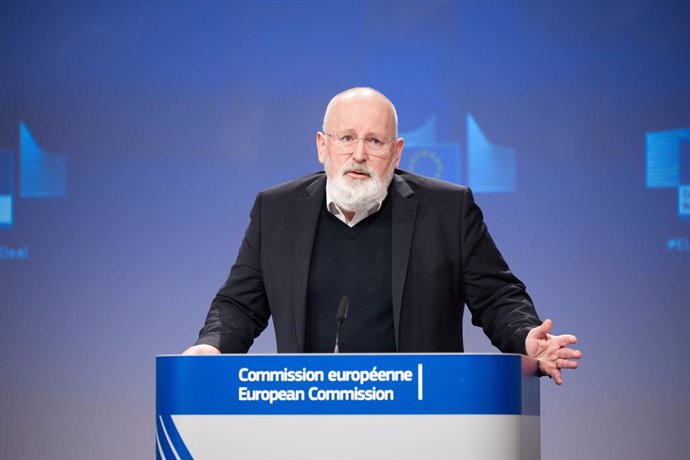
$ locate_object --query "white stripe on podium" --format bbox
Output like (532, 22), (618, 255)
(173, 414), (540, 459)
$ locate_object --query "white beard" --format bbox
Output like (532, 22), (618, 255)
(326, 161), (393, 213)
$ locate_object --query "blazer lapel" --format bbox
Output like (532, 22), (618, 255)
(390, 174), (417, 351)
(292, 175), (326, 351)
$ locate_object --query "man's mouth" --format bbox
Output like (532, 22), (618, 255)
(344, 169), (371, 179)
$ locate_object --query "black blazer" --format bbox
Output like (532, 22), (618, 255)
(196, 170), (541, 354)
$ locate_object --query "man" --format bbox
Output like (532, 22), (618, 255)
(185, 87), (580, 385)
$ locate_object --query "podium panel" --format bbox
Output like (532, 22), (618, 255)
(156, 353), (540, 459)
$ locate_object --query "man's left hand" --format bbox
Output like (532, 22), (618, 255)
(525, 319), (581, 385)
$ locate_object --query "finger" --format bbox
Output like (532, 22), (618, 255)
(532, 319), (552, 337)
(558, 348), (582, 359)
(556, 358), (578, 369)
(544, 363), (563, 385)
(554, 334), (578, 346)
(538, 358), (562, 383)
(540, 357), (571, 384)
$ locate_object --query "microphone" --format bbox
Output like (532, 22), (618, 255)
(333, 296), (349, 353)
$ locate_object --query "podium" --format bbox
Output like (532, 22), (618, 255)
(156, 354), (540, 459)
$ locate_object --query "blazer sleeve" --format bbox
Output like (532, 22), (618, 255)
(459, 188), (542, 354)
(194, 192), (270, 353)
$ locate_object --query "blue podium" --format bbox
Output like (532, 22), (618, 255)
(156, 353), (540, 459)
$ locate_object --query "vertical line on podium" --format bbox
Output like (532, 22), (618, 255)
(417, 363), (423, 400)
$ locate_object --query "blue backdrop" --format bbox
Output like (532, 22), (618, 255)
(1, 1), (689, 458)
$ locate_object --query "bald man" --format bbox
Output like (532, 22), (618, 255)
(185, 88), (580, 384)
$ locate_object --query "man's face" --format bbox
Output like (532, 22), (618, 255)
(316, 92), (404, 187)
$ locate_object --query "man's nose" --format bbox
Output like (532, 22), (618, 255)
(351, 140), (368, 162)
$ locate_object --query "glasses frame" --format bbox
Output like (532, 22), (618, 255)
(323, 131), (398, 157)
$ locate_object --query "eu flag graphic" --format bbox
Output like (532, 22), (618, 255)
(400, 115), (462, 184)
(400, 114), (516, 192)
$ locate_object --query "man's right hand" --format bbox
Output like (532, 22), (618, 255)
(182, 344), (221, 355)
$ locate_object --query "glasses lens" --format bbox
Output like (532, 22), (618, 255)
(328, 133), (393, 154)
(337, 138), (355, 152)
(366, 138), (385, 151)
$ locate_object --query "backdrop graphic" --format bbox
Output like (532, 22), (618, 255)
(1, 1), (689, 459)
(646, 127), (690, 221)
(0, 123), (67, 231)
(400, 113), (517, 192)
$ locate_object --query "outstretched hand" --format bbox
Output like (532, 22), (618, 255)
(525, 319), (581, 385)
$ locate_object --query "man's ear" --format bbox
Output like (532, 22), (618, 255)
(316, 131), (327, 165)
(394, 137), (404, 168)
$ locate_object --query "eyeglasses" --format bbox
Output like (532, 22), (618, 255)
(324, 132), (397, 155)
